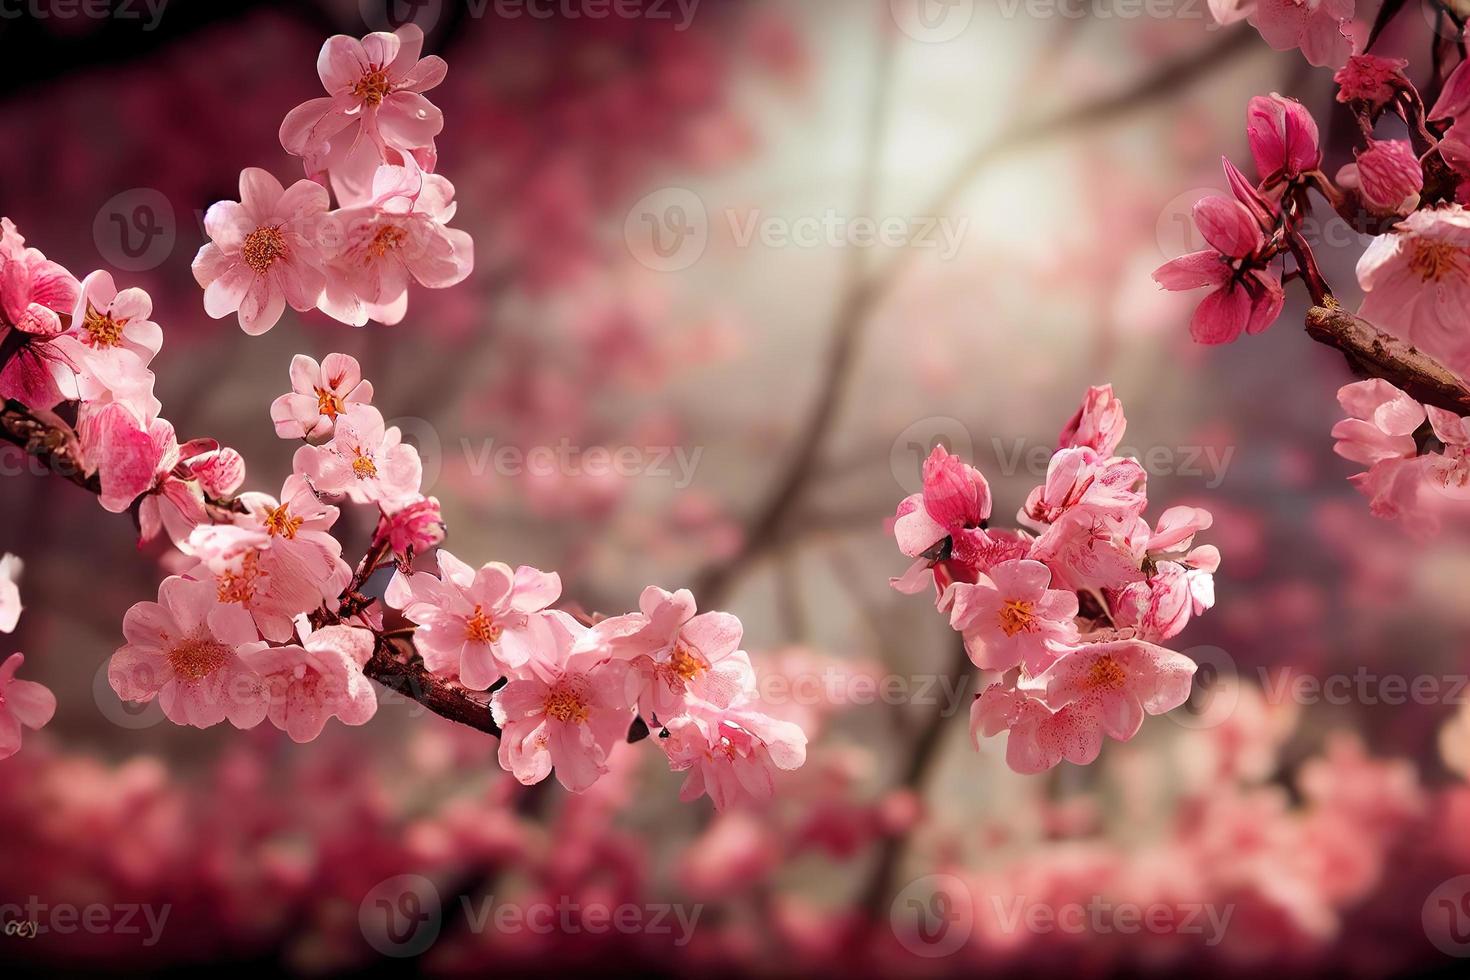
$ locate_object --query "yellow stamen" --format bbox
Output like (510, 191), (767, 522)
(1410, 240), (1466, 282)
(665, 642), (705, 683)
(167, 630), (233, 681)
(81, 302), (126, 348)
(997, 598), (1035, 637)
(1088, 655), (1128, 691)
(464, 605), (502, 644)
(542, 683), (589, 725)
(316, 387), (345, 420)
(352, 451), (377, 480)
(352, 67), (392, 107)
(262, 503), (303, 539)
(368, 225), (407, 258)
(216, 550), (262, 605)
(242, 226), (287, 276)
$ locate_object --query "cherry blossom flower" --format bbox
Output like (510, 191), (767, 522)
(373, 495), (445, 557)
(76, 406), (211, 547)
(0, 217), (81, 410)
(1036, 638), (1198, 744)
(0, 653), (55, 761)
(1331, 380), (1436, 524)
(973, 686), (1106, 774)
(49, 270), (162, 403)
(1246, 93), (1321, 184)
(891, 444), (991, 558)
(661, 687), (808, 811)
(588, 586), (747, 723)
(270, 353), (374, 440)
(192, 168), (329, 335)
(1335, 54), (1409, 112)
(317, 168), (474, 326)
(385, 549), (562, 689)
(1356, 206), (1470, 374)
(251, 621), (377, 742)
(1250, 0), (1358, 69)
(109, 576), (269, 729)
(181, 441), (246, 500)
(490, 612), (632, 792)
(1058, 383), (1126, 455)
(0, 554), (21, 634)
(1152, 195), (1284, 344)
(292, 405), (422, 504)
(1338, 140), (1422, 216)
(947, 559), (1079, 673)
(279, 24), (447, 206)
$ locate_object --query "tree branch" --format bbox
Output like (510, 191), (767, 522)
(1305, 302), (1470, 415)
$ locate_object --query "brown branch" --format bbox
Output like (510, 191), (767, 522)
(1, 400), (502, 738)
(1305, 302), (1470, 415)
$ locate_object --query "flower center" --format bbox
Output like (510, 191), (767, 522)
(242, 226), (287, 276)
(542, 682), (589, 725)
(665, 642), (705, 683)
(81, 302), (126, 348)
(167, 629), (234, 681)
(263, 503), (303, 539)
(216, 550), (263, 604)
(1088, 655), (1128, 691)
(997, 598), (1035, 637)
(368, 225), (407, 258)
(351, 448), (377, 479)
(1409, 240), (1466, 283)
(464, 605), (502, 644)
(316, 387), (345, 419)
(352, 67), (392, 107)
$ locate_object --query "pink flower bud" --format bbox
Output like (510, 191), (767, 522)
(1059, 384), (1126, 456)
(375, 495), (445, 556)
(1246, 93), (1321, 183)
(1334, 55), (1410, 113)
(1353, 139), (1423, 215)
(189, 447), (246, 499)
(920, 446), (991, 532)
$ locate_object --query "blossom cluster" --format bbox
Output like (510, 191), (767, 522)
(891, 386), (1218, 773)
(192, 24), (473, 333)
(1153, 15), (1470, 529)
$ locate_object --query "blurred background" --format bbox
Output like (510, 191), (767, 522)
(4, 0), (1470, 975)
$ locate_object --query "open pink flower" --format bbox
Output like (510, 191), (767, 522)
(318, 168), (473, 326)
(1250, 0), (1358, 68)
(1247, 93), (1321, 183)
(947, 559), (1079, 673)
(589, 586), (746, 723)
(251, 621), (377, 743)
(292, 405), (422, 504)
(1153, 195), (1284, 344)
(1357, 206), (1470, 374)
(270, 352), (374, 440)
(386, 549), (562, 689)
(0, 217), (82, 410)
(490, 612), (632, 792)
(661, 693), (808, 811)
(279, 24), (447, 206)
(192, 168), (329, 335)
(0, 554), (21, 634)
(1036, 638), (1198, 744)
(49, 270), (162, 403)
(1059, 384), (1126, 455)
(0, 653), (55, 761)
(972, 685), (1107, 774)
(109, 576), (268, 729)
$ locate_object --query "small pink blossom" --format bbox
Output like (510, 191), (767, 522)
(270, 353), (374, 440)
(0, 653), (55, 761)
(0, 554), (21, 634)
(77, 406), (209, 547)
(49, 270), (162, 404)
(1246, 93), (1321, 183)
(109, 576), (269, 729)
(1058, 383), (1126, 455)
(386, 549), (562, 689)
(974, 687), (1106, 774)
(947, 559), (1079, 673)
(892, 445), (992, 558)
(588, 586), (746, 723)
(0, 217), (82, 410)
(1339, 140), (1422, 216)
(292, 405), (422, 504)
(1356, 206), (1470, 374)
(1152, 195), (1284, 344)
(192, 168), (329, 335)
(1335, 54), (1409, 112)
(490, 613), (632, 792)
(1331, 379), (1426, 467)
(279, 24), (447, 206)
(661, 695), (808, 811)
(317, 168), (474, 326)
(373, 494), (445, 557)
(181, 441), (246, 500)
(251, 621), (377, 742)
(1037, 638), (1198, 744)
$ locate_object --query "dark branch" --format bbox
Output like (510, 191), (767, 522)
(1305, 302), (1470, 416)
